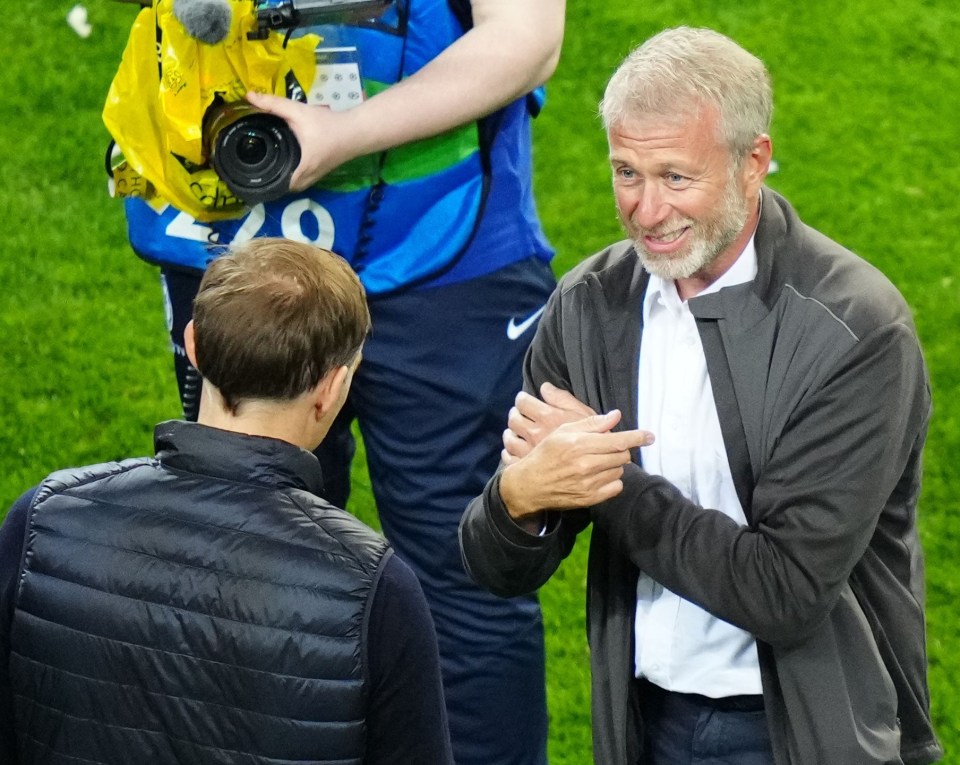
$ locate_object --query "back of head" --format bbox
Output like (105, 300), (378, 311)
(600, 26), (773, 158)
(192, 238), (370, 413)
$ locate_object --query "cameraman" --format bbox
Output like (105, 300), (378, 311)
(123, 1), (565, 763)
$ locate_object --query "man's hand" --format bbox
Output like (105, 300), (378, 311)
(502, 382), (597, 463)
(499, 409), (653, 523)
(244, 93), (357, 191)
(245, 0), (565, 191)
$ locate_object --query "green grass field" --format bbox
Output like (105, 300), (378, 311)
(2, 2), (957, 762)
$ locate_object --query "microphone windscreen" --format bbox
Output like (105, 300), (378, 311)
(172, 0), (233, 45)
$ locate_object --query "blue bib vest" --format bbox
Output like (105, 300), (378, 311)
(124, 0), (552, 295)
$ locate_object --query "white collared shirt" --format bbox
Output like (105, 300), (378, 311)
(634, 237), (762, 697)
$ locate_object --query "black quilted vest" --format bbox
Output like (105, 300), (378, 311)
(9, 421), (390, 764)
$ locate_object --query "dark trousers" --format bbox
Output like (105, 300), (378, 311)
(637, 679), (775, 765)
(160, 259), (556, 765)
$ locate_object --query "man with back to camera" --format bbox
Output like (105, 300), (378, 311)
(459, 26), (943, 765)
(117, 2), (565, 760)
(0, 238), (453, 764)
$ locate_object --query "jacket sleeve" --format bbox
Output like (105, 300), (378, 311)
(459, 474), (585, 597)
(590, 321), (930, 648)
(365, 554), (454, 765)
(1, 491), (35, 764)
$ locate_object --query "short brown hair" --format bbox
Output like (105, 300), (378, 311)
(192, 238), (370, 413)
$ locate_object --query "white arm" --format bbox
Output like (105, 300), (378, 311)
(246, 0), (566, 188)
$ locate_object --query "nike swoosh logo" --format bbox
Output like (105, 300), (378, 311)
(506, 306), (546, 340)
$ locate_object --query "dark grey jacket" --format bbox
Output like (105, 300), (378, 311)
(460, 189), (942, 765)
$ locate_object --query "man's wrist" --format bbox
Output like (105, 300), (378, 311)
(499, 464), (546, 534)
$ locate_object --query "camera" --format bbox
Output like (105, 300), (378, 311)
(252, 0), (392, 36)
(105, 0), (392, 218)
(204, 0), (390, 203)
(203, 99), (301, 205)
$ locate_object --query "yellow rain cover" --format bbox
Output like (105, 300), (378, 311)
(103, 0), (318, 221)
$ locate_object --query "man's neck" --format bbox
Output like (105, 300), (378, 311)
(196, 385), (319, 451)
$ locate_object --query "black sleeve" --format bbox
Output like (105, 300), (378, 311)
(459, 472), (584, 598)
(1, 489), (35, 764)
(364, 554), (453, 765)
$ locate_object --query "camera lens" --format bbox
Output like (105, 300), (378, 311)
(236, 133), (269, 166)
(202, 101), (301, 205)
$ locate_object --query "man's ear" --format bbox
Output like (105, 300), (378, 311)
(742, 134), (773, 194)
(184, 320), (199, 368)
(313, 364), (351, 420)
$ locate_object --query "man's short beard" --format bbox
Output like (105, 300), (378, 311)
(631, 172), (750, 281)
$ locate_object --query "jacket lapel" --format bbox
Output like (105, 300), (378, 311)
(591, 247), (648, 431)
